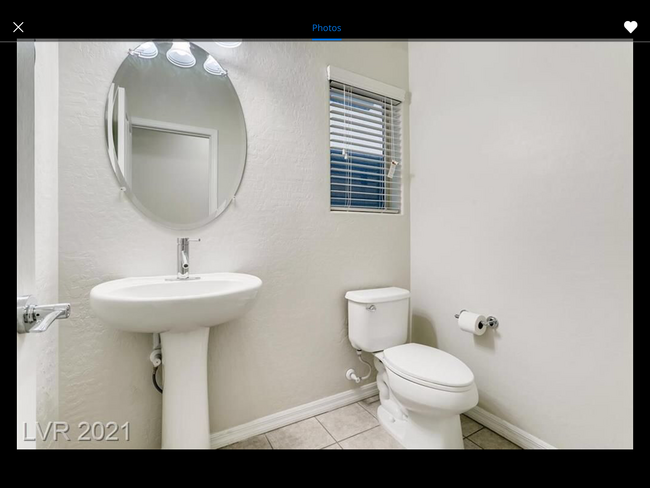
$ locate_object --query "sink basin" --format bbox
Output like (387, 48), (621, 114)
(90, 272), (262, 333)
(89, 272), (262, 449)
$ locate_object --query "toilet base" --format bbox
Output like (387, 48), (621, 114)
(377, 404), (464, 449)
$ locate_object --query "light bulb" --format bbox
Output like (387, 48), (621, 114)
(129, 41), (158, 59)
(166, 42), (196, 68)
(215, 41), (242, 48)
(204, 55), (228, 76)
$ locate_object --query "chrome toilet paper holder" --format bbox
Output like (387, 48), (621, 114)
(454, 309), (499, 330)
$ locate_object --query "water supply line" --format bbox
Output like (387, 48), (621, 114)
(345, 350), (373, 383)
(150, 333), (163, 393)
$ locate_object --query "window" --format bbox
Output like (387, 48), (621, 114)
(328, 66), (404, 214)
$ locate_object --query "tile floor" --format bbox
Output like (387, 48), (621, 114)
(222, 395), (522, 450)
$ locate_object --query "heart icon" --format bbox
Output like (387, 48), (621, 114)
(624, 21), (638, 33)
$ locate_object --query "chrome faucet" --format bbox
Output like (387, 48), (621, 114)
(175, 237), (201, 280)
(17, 296), (71, 334)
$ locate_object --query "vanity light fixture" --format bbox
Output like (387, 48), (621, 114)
(129, 41), (159, 59)
(215, 41), (242, 48)
(203, 55), (228, 76)
(166, 41), (196, 68)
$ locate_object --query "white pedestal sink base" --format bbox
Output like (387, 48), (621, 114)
(161, 328), (211, 449)
(89, 273), (262, 448)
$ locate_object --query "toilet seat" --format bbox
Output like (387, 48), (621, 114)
(382, 343), (475, 392)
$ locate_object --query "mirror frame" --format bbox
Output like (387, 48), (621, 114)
(104, 41), (248, 230)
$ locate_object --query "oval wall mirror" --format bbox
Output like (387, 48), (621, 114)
(105, 41), (247, 229)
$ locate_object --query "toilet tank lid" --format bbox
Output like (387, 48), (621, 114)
(345, 287), (410, 304)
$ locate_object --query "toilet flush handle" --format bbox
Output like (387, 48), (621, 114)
(366, 304), (376, 311)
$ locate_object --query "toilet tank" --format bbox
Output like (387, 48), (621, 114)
(345, 287), (410, 352)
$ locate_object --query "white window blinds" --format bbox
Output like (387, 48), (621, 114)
(329, 73), (403, 214)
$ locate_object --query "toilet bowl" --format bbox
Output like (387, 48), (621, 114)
(345, 287), (478, 449)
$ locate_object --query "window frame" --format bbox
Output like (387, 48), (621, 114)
(328, 66), (405, 215)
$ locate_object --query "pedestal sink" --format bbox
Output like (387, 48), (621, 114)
(89, 272), (262, 449)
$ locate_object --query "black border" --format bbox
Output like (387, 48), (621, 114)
(2, 17), (647, 41)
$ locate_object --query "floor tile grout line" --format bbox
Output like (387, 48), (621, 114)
(314, 402), (380, 444)
(267, 415), (326, 435)
(466, 427), (522, 449)
(264, 398), (380, 439)
(257, 403), (379, 449)
(228, 425), (492, 450)
(463, 426), (485, 438)
(313, 415), (338, 447)
(264, 410), (342, 448)
(263, 433), (274, 450)
(318, 402), (382, 444)
(464, 438), (483, 450)
(231, 407), (491, 450)
(336, 423), (383, 445)
(357, 400), (380, 418)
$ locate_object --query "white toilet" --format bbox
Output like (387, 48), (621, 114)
(346, 287), (478, 449)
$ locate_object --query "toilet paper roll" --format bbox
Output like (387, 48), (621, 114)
(458, 311), (486, 336)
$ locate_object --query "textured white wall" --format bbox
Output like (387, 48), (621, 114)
(16, 41), (36, 450)
(17, 42), (59, 449)
(58, 41), (410, 447)
(408, 42), (632, 448)
(34, 42), (60, 448)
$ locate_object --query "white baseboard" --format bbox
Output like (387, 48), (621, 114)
(210, 385), (554, 450)
(465, 406), (555, 449)
(210, 383), (379, 449)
